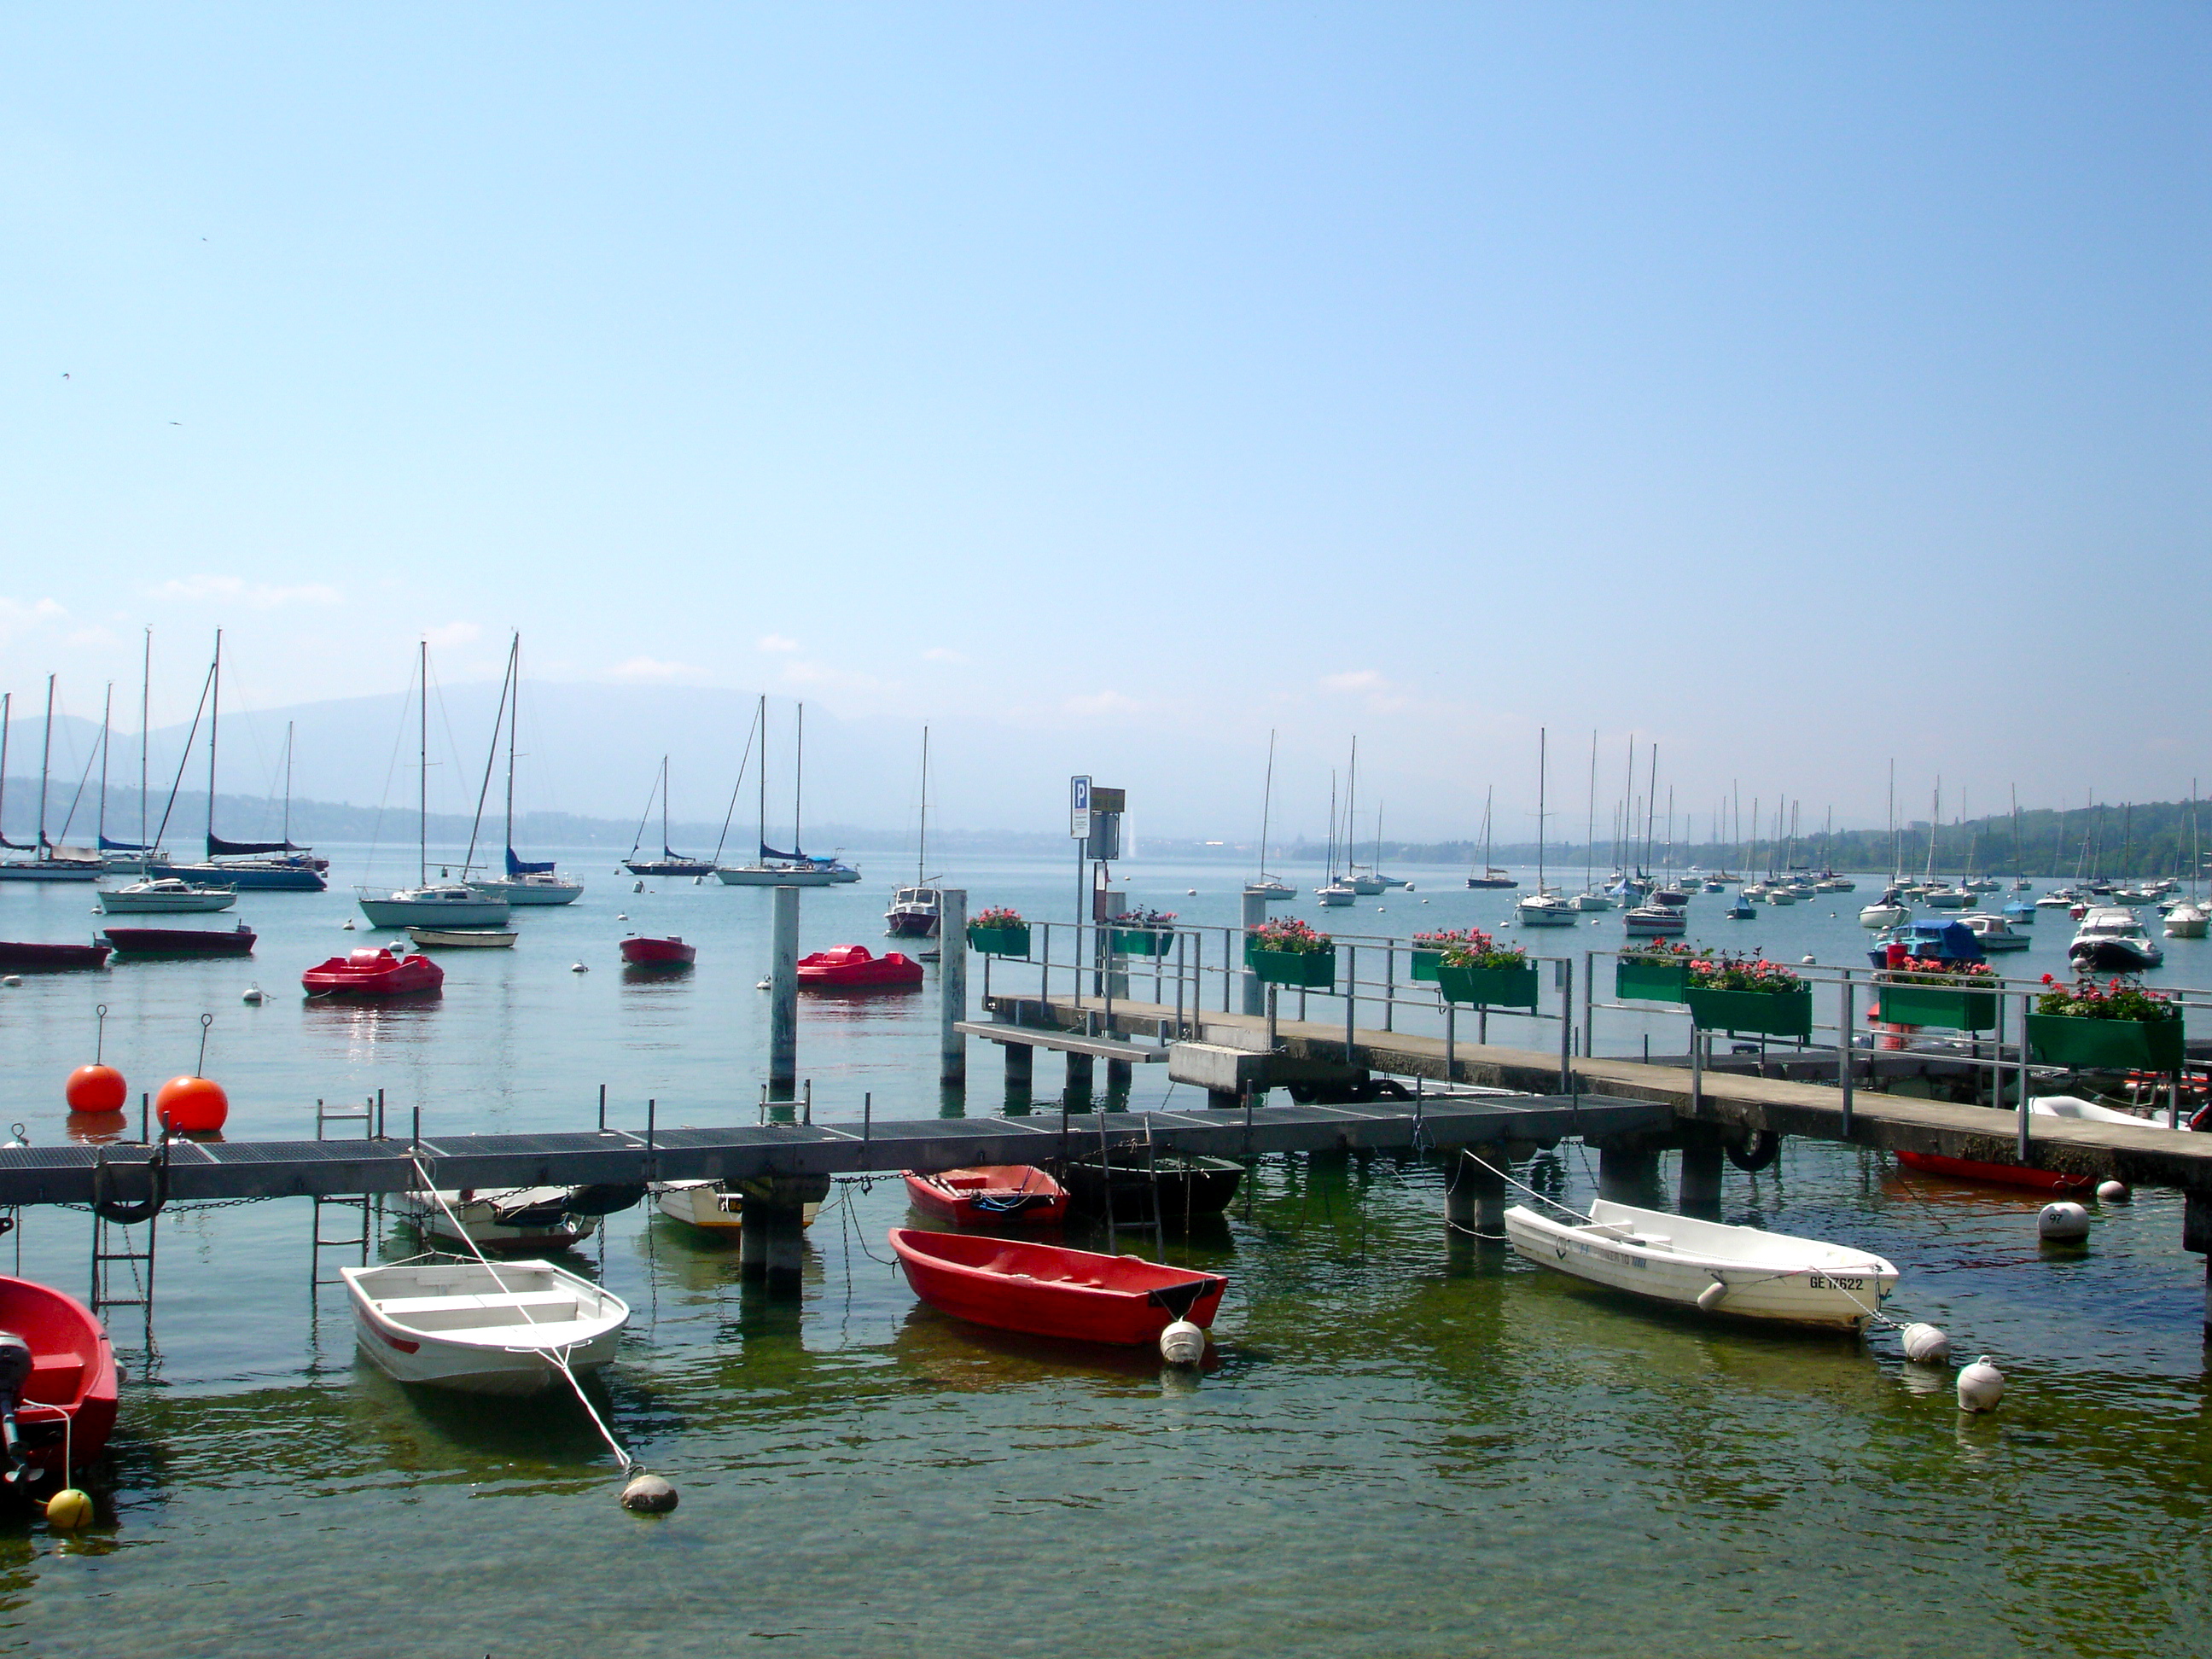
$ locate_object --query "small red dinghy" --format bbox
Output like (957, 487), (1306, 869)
(0, 1276), (118, 1486)
(301, 946), (445, 997)
(1896, 1150), (2094, 1192)
(890, 1229), (1226, 1346)
(903, 1165), (1069, 1226)
(0, 940), (111, 971)
(620, 935), (696, 966)
(797, 945), (923, 989)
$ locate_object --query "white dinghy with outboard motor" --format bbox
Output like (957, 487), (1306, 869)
(339, 1259), (629, 1395)
(1504, 1197), (1899, 1329)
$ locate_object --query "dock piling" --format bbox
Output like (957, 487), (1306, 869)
(940, 889), (968, 1087)
(1446, 1149), (1507, 1241)
(769, 884), (799, 1112)
(1677, 1133), (1725, 1219)
(1064, 1051), (1094, 1109)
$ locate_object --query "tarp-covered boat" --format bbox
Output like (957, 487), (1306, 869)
(889, 1229), (1226, 1345)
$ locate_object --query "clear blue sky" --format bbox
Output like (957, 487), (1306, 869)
(3, 4), (2205, 839)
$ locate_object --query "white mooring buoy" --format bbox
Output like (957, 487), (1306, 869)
(616, 913), (629, 921)
(571, 962), (589, 974)
(620, 1472), (678, 1514)
(1159, 1319), (1206, 1366)
(2097, 1179), (2131, 1203)
(2038, 1201), (2091, 1242)
(1900, 1323), (1951, 1365)
(1957, 1356), (2005, 1412)
(342, 918), (357, 930)
(241, 985), (264, 1004)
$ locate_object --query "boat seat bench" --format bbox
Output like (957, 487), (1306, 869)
(374, 1289), (579, 1317)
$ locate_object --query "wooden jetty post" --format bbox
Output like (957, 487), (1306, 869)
(769, 884), (800, 1114)
(940, 888), (967, 1088)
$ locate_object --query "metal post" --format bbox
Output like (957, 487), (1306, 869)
(1838, 973), (1854, 1138)
(1383, 941), (1395, 1033)
(1581, 950), (1595, 1057)
(2017, 989), (2033, 1161)
(1445, 1004), (1456, 1085)
(1558, 957), (1574, 1094)
(597, 1082), (606, 1132)
(1223, 926), (1233, 1013)
(1239, 889), (1266, 1016)
(1690, 1020), (1703, 1117)
(1266, 984), (1279, 1051)
(1174, 931), (1186, 1038)
(1344, 944), (1357, 1062)
(769, 884), (799, 1109)
(940, 888), (968, 1086)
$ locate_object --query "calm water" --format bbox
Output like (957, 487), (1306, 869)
(0, 859), (2206, 1656)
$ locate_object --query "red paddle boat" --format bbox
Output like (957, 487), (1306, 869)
(0, 1276), (118, 1487)
(300, 946), (445, 997)
(797, 945), (924, 989)
(1895, 1151), (2094, 1192)
(0, 940), (111, 971)
(903, 1165), (1068, 1226)
(888, 1229), (1227, 1346)
(620, 935), (696, 967)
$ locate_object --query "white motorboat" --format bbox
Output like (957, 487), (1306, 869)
(2069, 907), (2164, 972)
(1921, 886), (1973, 910)
(395, 1187), (600, 1255)
(2029, 1095), (2167, 1127)
(1504, 1197), (1899, 1329)
(1572, 890), (1614, 911)
(1765, 887), (1799, 905)
(652, 1180), (824, 1233)
(339, 1259), (628, 1395)
(1621, 904), (1686, 935)
(97, 876), (237, 913)
(359, 882), (513, 929)
(1860, 896), (1910, 928)
(407, 925), (518, 949)
(2165, 901), (2208, 940)
(885, 883), (941, 939)
(719, 862), (838, 887)
(2037, 888), (2081, 908)
(1516, 890), (1580, 928)
(1957, 912), (2031, 952)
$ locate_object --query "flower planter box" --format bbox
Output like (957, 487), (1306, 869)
(1110, 928), (1173, 957)
(1876, 984), (2000, 1032)
(2026, 1013), (2185, 1072)
(1411, 949), (1442, 983)
(1246, 942), (1336, 990)
(1438, 963), (1539, 1009)
(1615, 960), (1690, 1004)
(1686, 986), (1813, 1040)
(966, 923), (1031, 958)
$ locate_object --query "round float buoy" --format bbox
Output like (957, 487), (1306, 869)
(66, 1064), (126, 1115)
(620, 1473), (678, 1514)
(572, 962), (588, 974)
(3, 976), (20, 987)
(1159, 1319), (1207, 1365)
(2097, 1179), (2130, 1203)
(341, 918), (356, 930)
(616, 913), (628, 921)
(44, 1488), (93, 1530)
(1900, 1323), (1951, 1365)
(1185, 888), (1196, 896)
(242, 985), (264, 1004)
(1957, 1356), (2005, 1412)
(155, 1075), (229, 1134)
(2037, 1201), (2090, 1242)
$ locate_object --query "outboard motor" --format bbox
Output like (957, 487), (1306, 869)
(0, 1330), (35, 1484)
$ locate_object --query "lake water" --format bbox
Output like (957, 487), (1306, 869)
(0, 856), (2206, 1656)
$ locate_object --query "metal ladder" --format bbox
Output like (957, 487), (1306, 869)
(88, 1148), (159, 1340)
(311, 1091), (382, 1289)
(1098, 1114), (1166, 1258)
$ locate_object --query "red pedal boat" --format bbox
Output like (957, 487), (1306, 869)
(620, 935), (696, 966)
(903, 1165), (1069, 1226)
(301, 946), (445, 996)
(1895, 1150), (2094, 1192)
(797, 945), (923, 989)
(888, 1229), (1226, 1346)
(0, 1276), (118, 1487)
(0, 941), (111, 971)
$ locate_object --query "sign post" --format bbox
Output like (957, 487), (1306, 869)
(1071, 776), (1091, 1005)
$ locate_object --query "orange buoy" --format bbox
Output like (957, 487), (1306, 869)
(155, 1074), (229, 1134)
(65, 1064), (127, 1114)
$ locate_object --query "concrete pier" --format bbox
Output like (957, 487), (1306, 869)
(736, 1173), (829, 1294)
(939, 889), (968, 1088)
(1003, 1042), (1033, 1103)
(1064, 1051), (1094, 1107)
(1677, 1136), (1726, 1219)
(769, 885), (800, 1109)
(1445, 1148), (1508, 1240)
(1240, 888), (1266, 1016)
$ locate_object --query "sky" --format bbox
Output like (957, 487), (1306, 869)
(3, 4), (2206, 841)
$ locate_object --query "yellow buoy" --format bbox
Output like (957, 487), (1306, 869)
(45, 1488), (94, 1530)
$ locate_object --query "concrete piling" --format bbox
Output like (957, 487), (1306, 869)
(769, 884), (799, 1115)
(939, 889), (967, 1089)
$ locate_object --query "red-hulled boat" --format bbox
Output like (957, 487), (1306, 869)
(620, 935), (696, 967)
(889, 1229), (1226, 1346)
(1895, 1150), (2095, 1192)
(0, 941), (111, 971)
(300, 946), (445, 997)
(797, 945), (924, 989)
(104, 922), (257, 958)
(903, 1165), (1069, 1226)
(0, 1277), (118, 1486)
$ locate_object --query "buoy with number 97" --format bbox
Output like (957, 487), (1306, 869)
(156, 1075), (228, 1134)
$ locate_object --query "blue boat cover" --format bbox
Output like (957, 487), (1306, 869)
(208, 832), (304, 857)
(505, 847), (556, 876)
(760, 841), (811, 864)
(99, 835), (154, 852)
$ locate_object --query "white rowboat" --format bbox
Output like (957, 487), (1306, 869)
(406, 925), (518, 949)
(340, 1259), (627, 1395)
(1504, 1197), (1898, 1329)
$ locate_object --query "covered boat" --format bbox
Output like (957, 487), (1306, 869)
(394, 1187), (602, 1255)
(104, 922), (257, 958)
(888, 1229), (1227, 1345)
(0, 940), (111, 971)
(652, 1180), (824, 1233)
(903, 1165), (1068, 1226)
(799, 945), (924, 988)
(1059, 1155), (1245, 1225)
(301, 946), (445, 996)
(620, 934), (696, 966)
(1503, 1197), (1898, 1328)
(0, 1276), (118, 1487)
(339, 1260), (628, 1395)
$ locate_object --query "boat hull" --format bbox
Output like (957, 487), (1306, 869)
(1895, 1151), (2094, 1192)
(97, 888), (236, 913)
(889, 1229), (1226, 1346)
(0, 864), (102, 883)
(1504, 1199), (1896, 1329)
(359, 895), (511, 928)
(904, 1166), (1069, 1225)
(620, 936), (696, 966)
(407, 927), (517, 949)
(0, 1276), (117, 1480)
(151, 861), (326, 891)
(652, 1181), (824, 1232)
(716, 865), (837, 886)
(0, 941), (111, 970)
(1059, 1156), (1244, 1225)
(341, 1260), (625, 1395)
(103, 925), (256, 957)
(301, 951), (445, 996)
(799, 946), (924, 988)
(394, 1190), (599, 1255)
(468, 879), (583, 905)
(884, 909), (940, 938)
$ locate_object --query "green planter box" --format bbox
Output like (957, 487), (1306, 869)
(966, 923), (1031, 958)
(1438, 962), (1539, 1009)
(1615, 960), (1690, 1004)
(2026, 1013), (2185, 1071)
(1110, 928), (1173, 957)
(1877, 983), (2000, 1032)
(1410, 949), (1442, 983)
(1246, 943), (1336, 990)
(1686, 986), (1813, 1040)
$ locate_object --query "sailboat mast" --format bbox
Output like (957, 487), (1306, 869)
(917, 725), (929, 883)
(1536, 727), (1548, 891)
(1888, 760), (1898, 878)
(284, 721), (294, 848)
(1584, 730), (1598, 895)
(1642, 743), (1657, 876)
(1326, 771), (1338, 881)
(207, 631), (221, 846)
(417, 638), (428, 886)
(0, 693), (10, 847)
(794, 702), (805, 853)
(97, 683), (112, 849)
(504, 635), (520, 860)
(38, 674), (54, 855)
(661, 756), (670, 859)
(758, 696), (768, 858)
(1346, 736), (1358, 878)
(1258, 730), (1276, 884)
(140, 630), (151, 853)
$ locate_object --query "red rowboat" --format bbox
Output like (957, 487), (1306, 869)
(903, 1165), (1069, 1226)
(0, 941), (111, 971)
(104, 923), (257, 957)
(888, 1229), (1226, 1346)
(0, 1276), (117, 1486)
(797, 945), (923, 989)
(300, 946), (445, 996)
(1895, 1150), (2094, 1192)
(620, 935), (696, 966)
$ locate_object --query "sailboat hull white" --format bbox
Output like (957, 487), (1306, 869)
(469, 879), (582, 905)
(717, 866), (838, 887)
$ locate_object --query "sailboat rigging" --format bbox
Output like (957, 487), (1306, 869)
(358, 641), (513, 928)
(885, 726), (942, 937)
(467, 637), (582, 904)
(1247, 731), (1294, 902)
